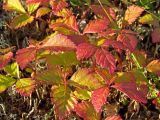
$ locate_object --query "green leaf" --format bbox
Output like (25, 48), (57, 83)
(74, 89), (91, 100)
(4, 62), (20, 78)
(46, 51), (79, 67)
(139, 14), (155, 24)
(51, 85), (77, 119)
(16, 78), (35, 96)
(0, 74), (16, 93)
(27, 3), (40, 14)
(71, 68), (105, 90)
(11, 14), (34, 29)
(4, 0), (26, 13)
(36, 7), (51, 18)
(35, 67), (62, 84)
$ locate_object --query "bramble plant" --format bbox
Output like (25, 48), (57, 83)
(1, 0), (160, 119)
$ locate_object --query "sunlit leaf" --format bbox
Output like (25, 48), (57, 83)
(146, 60), (160, 76)
(41, 34), (76, 51)
(36, 7), (51, 18)
(71, 68), (105, 90)
(74, 101), (100, 120)
(139, 14), (155, 24)
(3, 0), (26, 13)
(4, 62), (20, 78)
(125, 5), (144, 24)
(11, 14), (34, 29)
(51, 85), (77, 120)
(0, 52), (13, 69)
(27, 2), (40, 14)
(16, 78), (36, 96)
(74, 89), (91, 100)
(0, 75), (16, 93)
(83, 19), (110, 34)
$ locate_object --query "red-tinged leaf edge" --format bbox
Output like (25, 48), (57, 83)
(0, 52), (13, 69)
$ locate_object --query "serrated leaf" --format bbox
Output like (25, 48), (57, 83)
(11, 14), (34, 29)
(16, 78), (35, 96)
(26, 0), (49, 4)
(0, 52), (13, 69)
(71, 68), (105, 90)
(95, 48), (116, 74)
(139, 14), (155, 24)
(46, 51), (79, 67)
(105, 115), (122, 120)
(83, 19), (110, 34)
(74, 89), (91, 100)
(151, 28), (160, 43)
(27, 3), (40, 14)
(91, 86), (109, 112)
(102, 40), (127, 50)
(74, 101), (100, 120)
(146, 60), (160, 76)
(16, 45), (37, 69)
(117, 30), (138, 51)
(4, 62), (20, 78)
(52, 0), (68, 15)
(112, 71), (148, 103)
(41, 34), (76, 51)
(125, 5), (144, 24)
(36, 67), (62, 84)
(76, 43), (97, 60)
(51, 85), (77, 120)
(36, 7), (51, 18)
(3, 0), (26, 13)
(0, 75), (16, 93)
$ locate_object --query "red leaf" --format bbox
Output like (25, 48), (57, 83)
(16, 45), (37, 69)
(117, 30), (138, 51)
(105, 115), (122, 120)
(98, 29), (116, 38)
(76, 43), (97, 60)
(151, 28), (160, 43)
(112, 82), (147, 103)
(52, 0), (68, 13)
(65, 15), (79, 33)
(83, 19), (110, 34)
(95, 48), (116, 74)
(41, 34), (76, 51)
(74, 101), (100, 120)
(103, 40), (127, 50)
(68, 35), (88, 46)
(91, 5), (116, 19)
(0, 52), (13, 69)
(125, 5), (144, 24)
(26, 0), (49, 4)
(91, 86), (109, 112)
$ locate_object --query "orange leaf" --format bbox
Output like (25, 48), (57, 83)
(125, 5), (144, 24)
(146, 60), (160, 76)
(0, 52), (13, 69)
